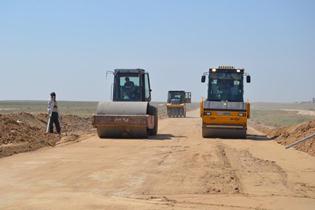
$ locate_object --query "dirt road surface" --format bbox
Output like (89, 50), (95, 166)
(0, 110), (314, 210)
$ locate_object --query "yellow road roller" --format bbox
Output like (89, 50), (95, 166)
(166, 90), (191, 118)
(92, 69), (158, 138)
(200, 66), (251, 138)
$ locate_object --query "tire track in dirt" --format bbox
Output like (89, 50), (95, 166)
(222, 143), (288, 195)
(132, 195), (262, 210)
(137, 143), (242, 196)
(213, 144), (242, 194)
(220, 143), (315, 198)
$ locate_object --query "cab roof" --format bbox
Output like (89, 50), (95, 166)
(114, 69), (145, 74)
(168, 90), (185, 93)
(209, 66), (244, 73)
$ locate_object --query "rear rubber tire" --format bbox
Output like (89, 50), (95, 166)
(148, 105), (158, 136)
(97, 127), (106, 139)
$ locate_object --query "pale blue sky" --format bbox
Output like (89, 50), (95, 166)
(0, 0), (314, 102)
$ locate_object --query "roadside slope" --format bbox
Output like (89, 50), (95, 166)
(0, 113), (93, 157)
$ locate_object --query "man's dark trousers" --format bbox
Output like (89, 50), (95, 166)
(49, 112), (61, 134)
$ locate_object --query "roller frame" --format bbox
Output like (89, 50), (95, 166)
(166, 104), (186, 118)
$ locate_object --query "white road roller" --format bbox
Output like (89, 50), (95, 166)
(92, 69), (158, 138)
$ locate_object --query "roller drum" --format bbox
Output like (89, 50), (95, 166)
(96, 101), (148, 115)
(202, 127), (247, 139)
(94, 101), (149, 138)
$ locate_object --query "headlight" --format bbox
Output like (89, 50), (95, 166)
(205, 111), (212, 116)
(238, 112), (246, 117)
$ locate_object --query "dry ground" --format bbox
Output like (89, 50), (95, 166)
(0, 109), (314, 210)
(0, 113), (93, 157)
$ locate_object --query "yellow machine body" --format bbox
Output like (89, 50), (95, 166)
(200, 66), (251, 138)
(166, 90), (191, 118)
(200, 100), (250, 138)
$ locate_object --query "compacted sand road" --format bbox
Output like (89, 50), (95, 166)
(0, 110), (315, 210)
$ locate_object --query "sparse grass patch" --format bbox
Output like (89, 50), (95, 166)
(0, 101), (200, 118)
(251, 109), (314, 127)
(0, 101), (98, 117)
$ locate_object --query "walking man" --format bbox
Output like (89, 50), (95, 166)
(47, 92), (61, 136)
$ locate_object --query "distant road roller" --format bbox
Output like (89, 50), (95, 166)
(92, 69), (158, 138)
(200, 66), (251, 138)
(166, 90), (191, 118)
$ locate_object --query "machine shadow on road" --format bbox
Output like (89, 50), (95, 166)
(148, 134), (186, 140)
(245, 134), (272, 141)
(166, 116), (199, 119)
(99, 134), (183, 141)
(203, 134), (272, 141)
(184, 116), (200, 119)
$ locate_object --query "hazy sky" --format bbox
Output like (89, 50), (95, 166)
(0, 0), (314, 102)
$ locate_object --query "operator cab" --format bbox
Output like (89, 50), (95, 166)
(201, 66), (251, 102)
(113, 69), (152, 102)
(167, 91), (191, 104)
(168, 91), (185, 104)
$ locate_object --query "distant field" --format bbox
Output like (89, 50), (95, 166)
(0, 101), (98, 117)
(251, 102), (315, 127)
(1, 101), (314, 127)
(251, 102), (315, 111)
(251, 110), (314, 127)
(0, 101), (200, 118)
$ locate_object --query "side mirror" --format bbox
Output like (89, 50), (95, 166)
(246, 75), (251, 83)
(201, 75), (206, 83)
(146, 92), (151, 102)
